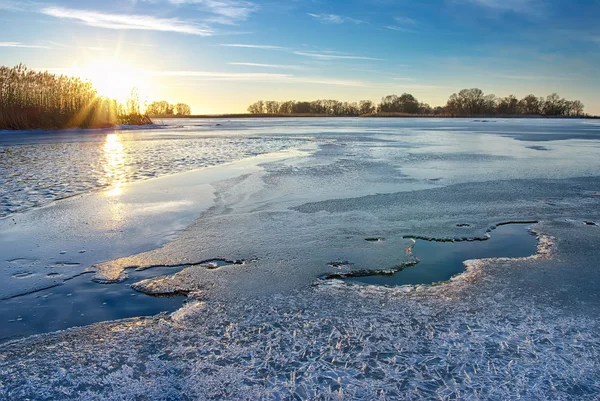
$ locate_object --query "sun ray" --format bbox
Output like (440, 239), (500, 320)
(75, 60), (148, 106)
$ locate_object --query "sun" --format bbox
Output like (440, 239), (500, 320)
(82, 61), (146, 104)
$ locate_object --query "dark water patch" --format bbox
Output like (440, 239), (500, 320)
(328, 261), (355, 270)
(0, 264), (194, 344)
(345, 223), (538, 287)
(526, 145), (550, 151)
(11, 272), (35, 279)
(6, 258), (39, 265)
(46, 261), (81, 268)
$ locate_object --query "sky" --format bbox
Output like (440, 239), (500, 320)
(1, 0), (599, 115)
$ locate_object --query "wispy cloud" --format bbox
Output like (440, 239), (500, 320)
(0, 0), (33, 11)
(0, 41), (51, 49)
(385, 25), (414, 33)
(46, 41), (105, 51)
(292, 77), (367, 87)
(148, 71), (292, 80)
(394, 83), (446, 90)
(461, 0), (544, 15)
(294, 51), (384, 61)
(166, 0), (258, 24)
(219, 43), (286, 50)
(308, 13), (365, 24)
(41, 7), (213, 36)
(394, 16), (416, 25)
(385, 16), (417, 32)
(35, 64), (371, 87)
(499, 74), (578, 81)
(228, 62), (309, 70)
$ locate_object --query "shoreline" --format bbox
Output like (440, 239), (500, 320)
(157, 114), (599, 119)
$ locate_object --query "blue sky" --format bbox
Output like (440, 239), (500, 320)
(1, 0), (599, 114)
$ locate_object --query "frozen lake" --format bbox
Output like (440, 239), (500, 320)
(1, 118), (599, 399)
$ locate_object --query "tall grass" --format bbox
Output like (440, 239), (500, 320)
(0, 64), (151, 130)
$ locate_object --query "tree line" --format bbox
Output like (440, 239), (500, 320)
(248, 89), (586, 117)
(0, 64), (152, 130)
(145, 100), (191, 117)
(0, 64), (195, 130)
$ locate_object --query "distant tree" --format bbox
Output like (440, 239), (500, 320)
(398, 93), (420, 114)
(433, 106), (445, 115)
(244, 91), (586, 118)
(445, 93), (462, 116)
(378, 93), (420, 113)
(497, 95), (519, 115)
(278, 101), (295, 114)
(460, 88), (486, 115)
(445, 88), (498, 116)
(543, 93), (567, 116)
(247, 100), (265, 114)
(310, 100), (325, 114)
(294, 101), (311, 114)
(569, 100), (585, 116)
(345, 102), (360, 116)
(518, 94), (541, 115)
(146, 100), (174, 116)
(264, 101), (279, 114)
(419, 103), (433, 115)
(359, 100), (375, 115)
(175, 103), (191, 116)
(378, 95), (398, 113)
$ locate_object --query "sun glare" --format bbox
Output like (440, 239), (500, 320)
(82, 61), (146, 104)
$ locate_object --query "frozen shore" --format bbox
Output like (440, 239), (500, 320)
(1, 118), (599, 399)
(1, 219), (599, 400)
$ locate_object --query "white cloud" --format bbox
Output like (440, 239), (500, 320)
(0, 0), (31, 11)
(147, 70), (368, 86)
(41, 7), (213, 36)
(228, 62), (309, 70)
(386, 16), (417, 32)
(308, 13), (365, 24)
(291, 77), (367, 87)
(394, 84), (445, 90)
(167, 0), (258, 24)
(462, 0), (543, 15)
(294, 51), (384, 61)
(499, 74), (577, 81)
(394, 16), (416, 25)
(0, 42), (51, 49)
(385, 26), (414, 33)
(219, 43), (286, 50)
(148, 71), (292, 80)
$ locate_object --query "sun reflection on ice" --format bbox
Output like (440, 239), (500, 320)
(103, 133), (127, 197)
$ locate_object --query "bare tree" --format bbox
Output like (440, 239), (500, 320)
(247, 101), (264, 114)
(146, 100), (174, 116)
(569, 100), (585, 116)
(359, 100), (375, 115)
(175, 103), (191, 116)
(518, 94), (541, 115)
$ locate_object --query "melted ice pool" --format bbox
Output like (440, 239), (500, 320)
(0, 265), (188, 343)
(347, 223), (538, 286)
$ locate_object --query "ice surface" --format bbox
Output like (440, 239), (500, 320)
(0, 221), (599, 400)
(0, 118), (600, 399)
(0, 147), (310, 300)
(0, 125), (307, 217)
